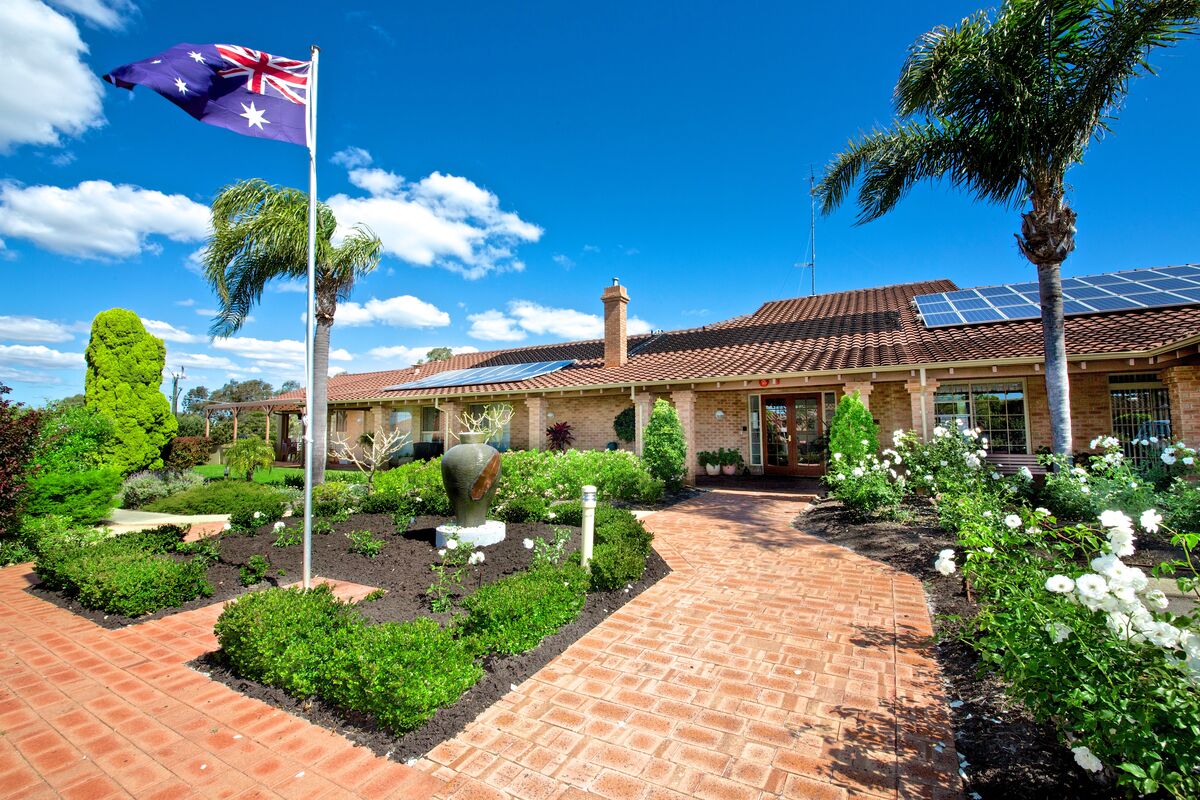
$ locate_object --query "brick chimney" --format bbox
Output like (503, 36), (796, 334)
(601, 278), (629, 368)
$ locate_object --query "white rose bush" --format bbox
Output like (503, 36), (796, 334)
(822, 398), (1200, 794)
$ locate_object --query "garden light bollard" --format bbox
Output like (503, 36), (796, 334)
(581, 485), (597, 569)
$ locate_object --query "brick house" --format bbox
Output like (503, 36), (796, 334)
(238, 267), (1200, 484)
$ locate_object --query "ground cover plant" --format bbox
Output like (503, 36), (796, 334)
(819, 403), (1200, 798)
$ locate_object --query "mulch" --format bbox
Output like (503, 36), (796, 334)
(796, 499), (1126, 800)
(29, 510), (670, 763)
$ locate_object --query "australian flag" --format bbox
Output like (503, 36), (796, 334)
(104, 44), (310, 147)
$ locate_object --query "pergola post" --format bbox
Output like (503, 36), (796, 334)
(232, 409), (239, 439)
(264, 408), (271, 442)
(204, 411), (210, 438)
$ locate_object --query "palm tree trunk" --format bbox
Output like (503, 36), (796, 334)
(1036, 262), (1073, 455)
(1017, 188), (1077, 456)
(311, 320), (331, 484)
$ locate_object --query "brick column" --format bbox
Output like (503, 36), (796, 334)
(633, 392), (655, 456)
(671, 389), (697, 485)
(842, 380), (874, 410)
(440, 401), (459, 447)
(904, 379), (939, 441)
(1162, 365), (1200, 444)
(525, 397), (547, 451)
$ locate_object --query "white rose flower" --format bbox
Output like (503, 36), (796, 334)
(1071, 746), (1103, 773)
(938, 548), (956, 560)
(273, 521), (285, 530)
(1075, 574), (1108, 600)
(1138, 509), (1162, 534)
(437, 548), (446, 557)
(445, 538), (459, 550)
(523, 538), (534, 549)
(1162, 453), (1178, 466)
(1144, 589), (1169, 611)
(1018, 466), (1033, 481)
(1004, 514), (1022, 529)
(1045, 575), (1075, 594)
(1099, 510), (1132, 532)
(223, 522), (232, 531)
(1035, 507), (1050, 517)
(1185, 456), (1196, 466)
(832, 452), (843, 461)
(253, 511), (262, 519)
(1045, 621), (1072, 643)
(934, 556), (956, 576)
(547, 512), (557, 520)
(851, 466), (865, 478)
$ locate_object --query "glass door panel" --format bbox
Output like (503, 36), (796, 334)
(764, 399), (790, 467)
(794, 398), (823, 464)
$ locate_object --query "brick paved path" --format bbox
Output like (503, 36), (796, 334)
(420, 491), (960, 800)
(0, 491), (959, 799)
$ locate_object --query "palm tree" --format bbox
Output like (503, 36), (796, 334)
(203, 178), (382, 483)
(816, 0), (1199, 455)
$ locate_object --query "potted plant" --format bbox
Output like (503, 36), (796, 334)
(718, 447), (743, 476)
(698, 450), (720, 476)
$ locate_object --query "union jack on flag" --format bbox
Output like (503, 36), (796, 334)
(103, 43), (310, 147)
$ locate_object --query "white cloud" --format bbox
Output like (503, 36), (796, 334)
(268, 281), (306, 294)
(175, 298), (196, 307)
(0, 0), (105, 153)
(0, 367), (63, 386)
(0, 343), (84, 370)
(0, 315), (78, 343)
(196, 308), (218, 317)
(167, 352), (234, 370)
(326, 148), (541, 280)
(348, 168), (403, 196)
(142, 318), (200, 343)
(0, 180), (210, 259)
(334, 295), (450, 328)
(212, 336), (352, 363)
(47, 0), (135, 29)
(467, 310), (527, 342)
(328, 366), (347, 377)
(552, 254), (575, 269)
(366, 344), (478, 363)
(467, 301), (653, 342)
(330, 146), (373, 169)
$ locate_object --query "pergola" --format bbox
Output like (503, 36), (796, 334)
(200, 398), (304, 461)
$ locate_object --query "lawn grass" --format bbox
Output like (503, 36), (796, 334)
(192, 464), (302, 484)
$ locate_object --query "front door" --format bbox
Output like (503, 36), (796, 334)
(762, 394), (826, 476)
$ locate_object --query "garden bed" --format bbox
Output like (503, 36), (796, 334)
(797, 498), (1124, 800)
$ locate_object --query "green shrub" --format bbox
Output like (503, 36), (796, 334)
(68, 551), (211, 616)
(589, 541), (647, 591)
(312, 481), (364, 517)
(273, 525), (301, 548)
(496, 494), (548, 523)
(225, 438), (275, 482)
(321, 618), (482, 733)
(229, 499), (286, 532)
(828, 392), (878, 466)
(359, 491), (403, 514)
(240, 554), (270, 586)
(1161, 478), (1200, 535)
(214, 587), (482, 734)
(613, 407), (635, 443)
(214, 585), (361, 697)
(347, 529), (384, 558)
(32, 402), (113, 474)
(642, 399), (686, 491)
(120, 470), (203, 509)
(163, 436), (211, 472)
(26, 468), (122, 525)
(826, 457), (905, 519)
(143, 480), (289, 515)
(458, 562), (589, 655)
(371, 459), (451, 516)
(84, 309), (177, 474)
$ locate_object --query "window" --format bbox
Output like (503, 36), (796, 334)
(468, 403), (512, 451)
(387, 410), (414, 457)
(934, 381), (1027, 454)
(1110, 374), (1171, 464)
(331, 410), (348, 434)
(421, 407), (441, 443)
(747, 395), (762, 466)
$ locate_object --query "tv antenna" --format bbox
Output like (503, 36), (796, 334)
(794, 167), (817, 296)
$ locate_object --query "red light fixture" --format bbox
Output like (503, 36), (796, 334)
(758, 378), (769, 387)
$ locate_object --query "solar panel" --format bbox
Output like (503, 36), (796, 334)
(381, 360), (575, 391)
(914, 266), (1200, 328)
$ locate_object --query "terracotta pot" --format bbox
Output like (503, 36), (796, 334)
(704, 463), (720, 476)
(441, 431), (502, 527)
(721, 464), (737, 476)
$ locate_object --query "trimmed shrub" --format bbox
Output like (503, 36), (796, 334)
(613, 406), (635, 443)
(84, 309), (177, 474)
(642, 399), (686, 491)
(321, 618), (482, 733)
(69, 551), (211, 617)
(589, 541), (646, 591)
(458, 562), (589, 655)
(827, 392), (878, 466)
(143, 481), (289, 515)
(495, 494), (548, 523)
(163, 436), (211, 472)
(214, 585), (360, 698)
(312, 481), (365, 517)
(372, 459), (451, 516)
(230, 498), (286, 532)
(26, 468), (122, 525)
(239, 554), (270, 586)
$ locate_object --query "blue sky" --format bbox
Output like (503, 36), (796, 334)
(2, 0), (1198, 404)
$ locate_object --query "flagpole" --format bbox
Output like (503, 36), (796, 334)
(302, 44), (319, 590)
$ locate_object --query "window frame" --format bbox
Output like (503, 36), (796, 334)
(934, 379), (1031, 455)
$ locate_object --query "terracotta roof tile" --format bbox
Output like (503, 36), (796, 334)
(274, 276), (1200, 404)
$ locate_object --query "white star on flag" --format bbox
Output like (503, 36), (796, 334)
(174, 77), (188, 94)
(239, 101), (269, 129)
(188, 50), (205, 63)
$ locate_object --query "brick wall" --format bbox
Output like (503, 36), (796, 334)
(693, 391), (751, 462)
(1163, 365), (1200, 444)
(544, 395), (636, 451)
(868, 382), (909, 438)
